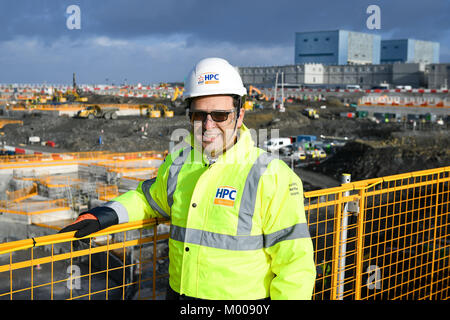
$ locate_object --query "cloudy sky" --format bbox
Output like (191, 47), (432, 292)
(0, 0), (448, 85)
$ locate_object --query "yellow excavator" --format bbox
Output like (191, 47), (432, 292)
(248, 86), (268, 101)
(171, 87), (184, 102)
(64, 89), (88, 102)
(65, 73), (88, 102)
(157, 103), (174, 117)
(140, 104), (174, 118)
(51, 90), (67, 103)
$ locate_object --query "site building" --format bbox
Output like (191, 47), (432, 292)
(380, 39), (440, 64)
(295, 30), (381, 65)
(426, 63), (450, 89)
(239, 63), (435, 89)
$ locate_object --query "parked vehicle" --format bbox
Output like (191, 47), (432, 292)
(262, 138), (292, 153)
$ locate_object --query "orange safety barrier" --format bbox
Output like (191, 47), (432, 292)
(0, 150), (166, 166)
(0, 166), (448, 300)
(96, 184), (120, 201)
(0, 199), (70, 215)
(5, 183), (38, 202)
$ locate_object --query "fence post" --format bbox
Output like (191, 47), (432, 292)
(355, 186), (366, 300)
(334, 173), (351, 300)
(429, 172), (441, 299)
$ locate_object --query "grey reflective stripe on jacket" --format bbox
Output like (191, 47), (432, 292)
(141, 177), (170, 219)
(237, 152), (277, 235)
(140, 146), (193, 219)
(167, 146), (193, 208)
(170, 223), (311, 251)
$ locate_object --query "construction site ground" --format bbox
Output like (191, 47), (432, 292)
(1, 93), (449, 191)
(0, 93), (449, 301)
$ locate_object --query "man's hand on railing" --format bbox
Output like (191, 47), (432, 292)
(58, 213), (101, 238)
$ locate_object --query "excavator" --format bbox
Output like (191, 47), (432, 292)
(170, 87), (184, 108)
(65, 73), (88, 102)
(248, 86), (268, 101)
(140, 104), (174, 118)
(157, 103), (174, 117)
(303, 108), (319, 119)
(64, 88), (88, 102)
(171, 87), (184, 102)
(51, 90), (67, 103)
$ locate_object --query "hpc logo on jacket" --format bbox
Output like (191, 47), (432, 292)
(214, 186), (237, 207)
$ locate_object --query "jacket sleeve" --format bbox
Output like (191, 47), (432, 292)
(260, 160), (316, 300)
(88, 151), (175, 228)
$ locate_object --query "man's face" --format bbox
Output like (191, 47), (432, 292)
(190, 95), (245, 158)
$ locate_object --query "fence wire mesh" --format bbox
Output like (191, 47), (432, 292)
(0, 167), (448, 300)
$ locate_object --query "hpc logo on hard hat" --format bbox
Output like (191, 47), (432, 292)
(183, 57), (247, 100)
(214, 186), (237, 207)
(197, 72), (220, 85)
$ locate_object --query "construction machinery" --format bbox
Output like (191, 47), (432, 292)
(171, 87), (184, 102)
(170, 87), (184, 108)
(157, 103), (174, 117)
(140, 104), (174, 118)
(64, 88), (88, 102)
(75, 105), (119, 119)
(146, 104), (161, 118)
(243, 100), (254, 111)
(303, 108), (319, 119)
(65, 73), (88, 102)
(51, 90), (67, 103)
(248, 86), (268, 101)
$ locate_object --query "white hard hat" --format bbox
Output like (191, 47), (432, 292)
(183, 57), (247, 100)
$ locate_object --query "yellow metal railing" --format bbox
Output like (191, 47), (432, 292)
(308, 166), (450, 300)
(0, 166), (448, 300)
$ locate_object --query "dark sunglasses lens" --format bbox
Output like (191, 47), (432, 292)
(190, 111), (231, 122)
(210, 112), (229, 122)
(190, 111), (206, 122)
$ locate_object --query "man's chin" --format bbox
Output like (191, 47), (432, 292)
(202, 143), (221, 157)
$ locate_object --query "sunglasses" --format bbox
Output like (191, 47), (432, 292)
(189, 110), (235, 123)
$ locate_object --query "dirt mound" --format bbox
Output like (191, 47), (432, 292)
(312, 135), (450, 181)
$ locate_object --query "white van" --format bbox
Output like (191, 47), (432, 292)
(263, 138), (292, 153)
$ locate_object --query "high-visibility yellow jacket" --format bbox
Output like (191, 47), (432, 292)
(99, 125), (316, 299)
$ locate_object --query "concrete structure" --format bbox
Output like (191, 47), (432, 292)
(0, 151), (164, 229)
(426, 63), (450, 89)
(239, 62), (450, 89)
(381, 39), (439, 64)
(240, 64), (325, 88)
(239, 63), (393, 88)
(295, 30), (381, 65)
(324, 64), (392, 88)
(392, 63), (426, 88)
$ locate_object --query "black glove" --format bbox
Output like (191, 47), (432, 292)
(58, 206), (119, 238)
(58, 213), (101, 238)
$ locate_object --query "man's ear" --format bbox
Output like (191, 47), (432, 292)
(237, 108), (245, 128)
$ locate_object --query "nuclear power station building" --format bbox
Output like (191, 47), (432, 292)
(239, 29), (446, 89)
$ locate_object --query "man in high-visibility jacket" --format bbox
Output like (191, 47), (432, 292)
(60, 57), (316, 300)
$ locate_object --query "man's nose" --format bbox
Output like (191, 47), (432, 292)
(203, 114), (216, 130)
